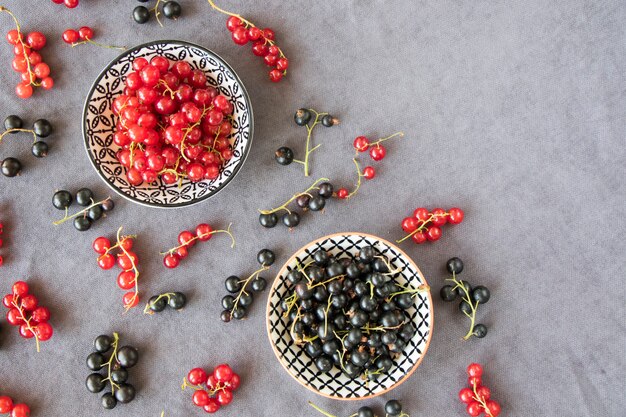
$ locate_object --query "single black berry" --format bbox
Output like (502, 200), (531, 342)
(308, 196), (325, 211)
(275, 146), (294, 165)
(76, 188), (94, 206)
(86, 373), (106, 393)
(446, 257), (464, 274)
(250, 277), (267, 292)
(100, 199), (115, 212)
(471, 285), (490, 304)
(357, 406), (374, 417)
(31, 141), (49, 158)
(4, 115), (23, 131)
(87, 205), (104, 221)
(1, 157), (21, 177)
(321, 114), (337, 127)
(440, 285), (458, 302)
(74, 216), (92, 232)
(259, 213), (278, 228)
(225, 276), (242, 293)
(317, 182), (333, 198)
(456, 280), (472, 297)
(295, 194), (310, 209)
(313, 250), (330, 266)
(101, 393), (117, 410)
(93, 334), (112, 353)
(168, 292), (186, 310)
(162, 1), (182, 19)
(385, 400), (403, 416)
(86, 352), (105, 371)
(110, 368), (128, 384)
(294, 108), (311, 126)
(114, 383), (136, 403)
(231, 307), (246, 320)
(358, 246), (376, 263)
(220, 310), (232, 322)
(473, 323), (488, 338)
(257, 248), (275, 266)
(148, 295), (167, 312)
(52, 190), (73, 210)
(459, 300), (472, 314)
(282, 212), (300, 228)
(117, 346), (139, 368)
(133, 6), (151, 23)
(222, 295), (235, 310)
(32, 119), (52, 137)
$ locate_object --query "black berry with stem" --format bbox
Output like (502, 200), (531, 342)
(456, 280), (472, 297)
(472, 286), (490, 304)
(259, 212), (278, 228)
(294, 108), (311, 126)
(317, 182), (333, 198)
(114, 384), (135, 403)
(321, 114), (338, 127)
(32, 119), (52, 137)
(94, 334), (112, 353)
(250, 276), (266, 292)
(52, 190), (73, 210)
(31, 141), (48, 157)
(473, 323), (488, 338)
(110, 368), (128, 383)
(225, 276), (242, 293)
(446, 257), (463, 274)
(282, 212), (300, 228)
(275, 146), (294, 165)
(168, 292), (186, 310)
(357, 406), (374, 417)
(73, 216), (92, 231)
(385, 399), (403, 416)
(1, 157), (21, 177)
(308, 195), (325, 211)
(296, 194), (310, 209)
(86, 373), (106, 393)
(101, 393), (116, 409)
(87, 352), (105, 370)
(147, 295), (167, 312)
(4, 115), (23, 131)
(257, 249), (275, 266)
(117, 346), (138, 368)
(133, 6), (150, 23)
(88, 205), (103, 221)
(101, 199), (115, 212)
(76, 188), (94, 206)
(162, 1), (181, 19)
(440, 285), (457, 302)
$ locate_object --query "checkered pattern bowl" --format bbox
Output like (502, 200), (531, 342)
(266, 232), (434, 400)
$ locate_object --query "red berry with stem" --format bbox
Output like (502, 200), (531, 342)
(459, 387), (474, 404)
(122, 291), (138, 308)
(20, 294), (38, 311)
(2, 294), (13, 308)
(226, 16), (242, 31)
(413, 207), (429, 221)
(203, 399), (220, 414)
(411, 231), (427, 244)
(353, 136), (369, 151)
(15, 83), (33, 99)
(426, 226), (441, 241)
(362, 166), (376, 180)
(213, 364), (233, 382)
(12, 281), (29, 297)
(269, 68), (283, 82)
(216, 388), (233, 406)
(276, 57), (289, 71)
(163, 253), (180, 268)
(486, 400), (501, 416)
(195, 224), (213, 241)
(401, 217), (418, 233)
(93, 237), (111, 254)
(6, 29), (22, 45)
(178, 230), (196, 247)
(225, 372), (240, 390)
(467, 363), (483, 378)
(26, 32), (46, 50)
(468, 375), (482, 387)
(6, 308), (24, 326)
(78, 26), (94, 40)
(64, 0), (79, 8)
(431, 208), (448, 226)
(336, 188), (349, 199)
(0, 396), (13, 413)
(369, 145), (386, 161)
(19, 324), (34, 339)
(117, 271), (136, 290)
(10, 403), (30, 417)
(231, 27), (249, 45)
(476, 385), (491, 401)
(466, 401), (483, 417)
(62, 29), (79, 44)
(34, 321), (53, 341)
(192, 390), (210, 407)
(31, 306), (50, 323)
(448, 207), (465, 224)
(98, 253), (116, 270)
(263, 28), (275, 40)
(188, 367), (208, 385)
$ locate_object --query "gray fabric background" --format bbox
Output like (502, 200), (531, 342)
(0, 1), (624, 416)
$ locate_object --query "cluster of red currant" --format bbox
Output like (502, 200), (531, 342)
(93, 228), (140, 311)
(112, 56), (236, 186)
(0, 222), (4, 266)
(62, 26), (125, 50)
(396, 207), (464, 244)
(2, 281), (53, 352)
(1, 7), (53, 98)
(459, 363), (501, 417)
(0, 396), (30, 417)
(335, 132), (405, 199)
(182, 364), (240, 414)
(51, 0), (79, 8)
(208, 0), (288, 82)
(161, 223), (235, 269)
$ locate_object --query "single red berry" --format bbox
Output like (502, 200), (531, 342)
(426, 225), (442, 241)
(16, 82), (33, 99)
(459, 387), (474, 404)
(203, 398), (220, 414)
(411, 231), (427, 244)
(20, 294), (38, 311)
(12, 57), (28, 73)
(336, 188), (349, 199)
(468, 375), (482, 387)
(369, 145), (386, 161)
(26, 32), (46, 50)
(117, 252), (138, 270)
(448, 207), (465, 224)
(206, 374), (218, 390)
(251, 41), (268, 57)
(163, 253), (180, 268)
(263, 28), (275, 40)
(117, 271), (136, 290)
(122, 291), (138, 308)
(226, 16), (243, 31)
(33, 62), (50, 79)
(12, 281), (29, 297)
(0, 396), (13, 413)
(269, 68), (283, 82)
(119, 237), (134, 251)
(64, 0), (79, 7)
(476, 385), (491, 401)
(6, 29), (22, 45)
(78, 26), (94, 40)
(486, 400), (501, 417)
(97, 253), (116, 270)
(34, 321), (53, 341)
(2, 294), (14, 308)
(213, 364), (233, 382)
(188, 367), (208, 385)
(19, 323), (34, 339)
(431, 208), (448, 226)
(175, 246), (188, 259)
(132, 57), (149, 71)
(247, 26), (262, 41)
(41, 77), (54, 90)
(62, 29), (80, 44)
(93, 237), (112, 254)
(362, 166), (376, 180)
(264, 54), (278, 66)
(195, 224), (213, 241)
(466, 401), (483, 417)
(401, 217), (419, 233)
(6, 308), (24, 326)
(10, 403), (30, 417)
(216, 388), (233, 406)
(31, 306), (50, 323)
(276, 57), (289, 71)
(413, 207), (430, 221)
(267, 45), (279, 56)
(224, 372), (240, 390)
(178, 230), (197, 248)
(231, 27), (249, 45)
(192, 390), (210, 407)
(467, 363), (483, 378)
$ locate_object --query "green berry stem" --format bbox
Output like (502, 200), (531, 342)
(71, 37), (127, 51)
(395, 212), (448, 244)
(346, 158), (365, 199)
(0, 6), (39, 86)
(361, 131), (404, 154)
(471, 379), (493, 417)
(52, 197), (112, 226)
(446, 271), (479, 340)
(259, 177), (330, 215)
(307, 401), (339, 417)
(0, 127), (37, 145)
(10, 291), (40, 352)
(151, 0), (164, 27)
(388, 284), (430, 300)
(100, 332), (120, 394)
(302, 109), (328, 177)
(159, 223), (235, 255)
(229, 265), (270, 317)
(143, 292), (176, 315)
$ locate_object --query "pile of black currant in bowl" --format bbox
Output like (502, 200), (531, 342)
(279, 246), (428, 381)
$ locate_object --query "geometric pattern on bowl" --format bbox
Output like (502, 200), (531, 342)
(83, 40), (253, 208)
(266, 232), (433, 399)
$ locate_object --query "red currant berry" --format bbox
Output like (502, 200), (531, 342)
(98, 253), (116, 270)
(247, 26), (262, 40)
(192, 390), (210, 407)
(0, 396), (13, 413)
(226, 16), (243, 31)
(459, 387), (474, 404)
(78, 26), (94, 40)
(6, 29), (22, 45)
(269, 68), (283, 82)
(12, 57), (28, 73)
(163, 253), (180, 268)
(267, 45), (279, 56)
(132, 57), (149, 71)
(10, 403), (30, 417)
(413, 207), (430, 221)
(26, 32), (46, 50)
(411, 231), (427, 244)
(231, 27), (249, 45)
(33, 62), (50, 79)
(206, 374), (218, 390)
(119, 237), (134, 251)
(336, 188), (349, 199)
(448, 207), (465, 224)
(466, 401), (483, 417)
(468, 375), (482, 387)
(264, 54), (278, 66)
(62, 29), (79, 44)
(263, 28), (275, 40)
(16, 82), (33, 99)
(122, 291), (139, 308)
(31, 306), (50, 323)
(117, 271), (136, 290)
(12, 281), (29, 297)
(251, 41), (268, 56)
(476, 385), (491, 401)
(150, 56), (170, 73)
(353, 135), (369, 152)
(19, 323), (34, 339)
(2, 294), (14, 308)
(426, 225), (442, 241)
(213, 364), (233, 382)
(486, 400), (501, 416)
(117, 252), (138, 270)
(362, 166), (376, 180)
(401, 217), (419, 233)
(467, 363), (483, 378)
(20, 294), (38, 311)
(0, 255), (3, 266)
(203, 398), (220, 414)
(175, 246), (188, 259)
(195, 224), (213, 241)
(64, 0), (79, 8)
(431, 208), (448, 226)
(276, 57), (289, 71)
(369, 145), (386, 161)
(216, 388), (233, 406)
(188, 367), (208, 385)
(187, 163), (205, 182)
(42, 76), (54, 90)
(225, 372), (240, 390)
(6, 308), (24, 326)
(34, 321), (53, 341)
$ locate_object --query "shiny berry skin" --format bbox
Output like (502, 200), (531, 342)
(192, 390), (210, 407)
(263, 28), (275, 40)
(362, 166), (376, 180)
(64, 0), (79, 8)
(93, 237), (111, 254)
(486, 400), (501, 416)
(10, 403), (30, 417)
(31, 306), (50, 323)
(225, 373), (240, 390)
(78, 26), (94, 40)
(195, 224), (213, 241)
(122, 291), (139, 308)
(232, 27), (249, 45)
(269, 68), (283, 82)
(213, 364), (233, 382)
(6, 308), (24, 325)
(6, 29), (22, 45)
(426, 225), (442, 241)
(34, 321), (53, 341)
(20, 294), (38, 311)
(203, 398), (220, 414)
(468, 375), (482, 387)
(401, 217), (419, 233)
(276, 57), (289, 71)
(369, 145), (386, 161)
(467, 363), (483, 377)
(15, 83), (33, 99)
(163, 253), (180, 268)
(353, 136), (369, 151)
(19, 324), (34, 339)
(413, 207), (429, 221)
(117, 271), (136, 290)
(2, 294), (13, 308)
(226, 16), (243, 31)
(476, 385), (491, 401)
(98, 254), (115, 270)
(411, 231), (427, 244)
(466, 401), (483, 417)
(62, 29), (80, 44)
(12, 281), (29, 297)
(448, 207), (465, 224)
(459, 387), (474, 404)
(188, 367), (208, 385)
(178, 230), (196, 247)
(26, 32), (46, 50)
(216, 388), (233, 406)
(336, 188), (349, 199)
(0, 396), (13, 413)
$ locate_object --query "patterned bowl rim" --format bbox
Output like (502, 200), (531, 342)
(265, 232), (434, 400)
(82, 39), (254, 209)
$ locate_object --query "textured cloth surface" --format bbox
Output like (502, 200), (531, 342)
(0, 1), (624, 416)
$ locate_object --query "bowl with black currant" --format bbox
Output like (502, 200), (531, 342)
(83, 40), (253, 208)
(266, 233), (434, 399)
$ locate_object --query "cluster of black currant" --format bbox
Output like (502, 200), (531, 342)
(275, 108), (339, 177)
(144, 291), (187, 314)
(220, 249), (275, 322)
(259, 178), (335, 229)
(1, 115), (53, 177)
(52, 188), (114, 231)
(440, 257), (491, 339)
(281, 246), (427, 380)
(133, 0), (182, 25)
(85, 333), (139, 410)
(309, 399), (409, 417)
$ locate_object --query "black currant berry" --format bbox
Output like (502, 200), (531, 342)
(101, 393), (117, 410)
(321, 114), (337, 127)
(308, 196), (325, 211)
(317, 182), (333, 198)
(220, 310), (232, 322)
(456, 280), (472, 297)
(93, 334), (112, 353)
(100, 199), (115, 212)
(168, 292), (186, 310)
(471, 286), (490, 304)
(282, 212), (300, 228)
(296, 194), (310, 209)
(32, 119), (52, 137)
(314, 355), (332, 372)
(257, 249), (275, 266)
(4, 115), (23, 131)
(294, 108), (311, 126)
(385, 400), (403, 416)
(357, 406), (374, 417)
(133, 6), (151, 23)
(440, 285), (458, 302)
(459, 300), (472, 314)
(31, 141), (49, 158)
(275, 146), (294, 165)
(88, 205), (103, 221)
(1, 157), (21, 177)
(117, 346), (139, 368)
(231, 307), (246, 320)
(86, 352), (105, 371)
(86, 373), (106, 393)
(250, 277), (267, 292)
(114, 383), (136, 403)
(473, 323), (488, 338)
(110, 368), (128, 384)
(259, 213), (278, 228)
(52, 190), (73, 210)
(446, 257), (464, 274)
(313, 250), (329, 266)
(222, 295), (235, 310)
(358, 246), (376, 263)
(75, 188), (94, 206)
(162, 1), (181, 19)
(239, 292), (253, 307)
(225, 276), (242, 293)
(74, 216), (92, 232)
(148, 295), (167, 312)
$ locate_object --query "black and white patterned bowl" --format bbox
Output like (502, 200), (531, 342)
(266, 233), (434, 400)
(83, 40), (253, 208)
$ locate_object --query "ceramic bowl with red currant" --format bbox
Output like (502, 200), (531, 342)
(83, 40), (253, 208)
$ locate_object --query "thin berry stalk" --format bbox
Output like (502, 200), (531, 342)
(259, 177), (329, 215)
